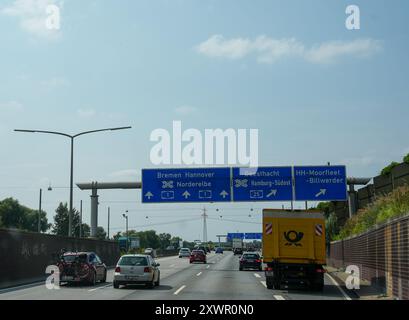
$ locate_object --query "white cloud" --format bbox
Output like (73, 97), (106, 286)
(41, 76), (69, 88)
(174, 105), (198, 116)
(305, 39), (382, 64)
(196, 35), (252, 59)
(1, 0), (62, 40)
(77, 108), (97, 118)
(196, 35), (381, 65)
(0, 101), (24, 112)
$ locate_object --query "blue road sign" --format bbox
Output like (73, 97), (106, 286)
(232, 167), (293, 202)
(244, 233), (262, 240)
(294, 166), (347, 201)
(227, 233), (245, 240)
(142, 168), (231, 203)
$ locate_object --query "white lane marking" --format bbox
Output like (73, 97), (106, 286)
(273, 295), (285, 300)
(170, 264), (175, 268)
(88, 284), (112, 292)
(206, 265), (210, 269)
(326, 273), (352, 301)
(260, 281), (267, 288)
(196, 272), (202, 276)
(254, 273), (261, 278)
(174, 285), (186, 295)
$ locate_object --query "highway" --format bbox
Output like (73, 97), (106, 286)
(0, 252), (351, 300)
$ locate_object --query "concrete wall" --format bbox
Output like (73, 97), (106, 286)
(0, 229), (120, 289)
(328, 215), (409, 300)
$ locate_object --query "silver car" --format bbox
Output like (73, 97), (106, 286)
(113, 254), (160, 289)
(178, 248), (191, 258)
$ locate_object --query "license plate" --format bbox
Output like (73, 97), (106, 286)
(248, 260), (255, 263)
(62, 276), (74, 281)
(125, 276), (139, 280)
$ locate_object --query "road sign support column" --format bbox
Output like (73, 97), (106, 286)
(90, 182), (99, 238)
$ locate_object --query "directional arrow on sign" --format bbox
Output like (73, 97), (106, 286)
(220, 190), (229, 199)
(182, 191), (191, 199)
(315, 189), (327, 198)
(266, 190), (278, 198)
(145, 192), (154, 199)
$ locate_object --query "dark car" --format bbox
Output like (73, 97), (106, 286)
(190, 250), (207, 264)
(215, 247), (224, 254)
(195, 246), (208, 255)
(57, 252), (107, 285)
(239, 252), (262, 271)
(233, 248), (243, 255)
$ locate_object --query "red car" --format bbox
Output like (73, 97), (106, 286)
(190, 250), (207, 264)
(57, 252), (107, 285)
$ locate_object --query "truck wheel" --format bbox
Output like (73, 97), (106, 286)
(113, 281), (120, 289)
(273, 281), (281, 290)
(266, 278), (274, 289)
(239, 267), (243, 271)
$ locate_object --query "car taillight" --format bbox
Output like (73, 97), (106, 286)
(255, 259), (261, 263)
(144, 267), (152, 273)
(265, 267), (273, 271)
(115, 266), (121, 273)
(316, 268), (326, 273)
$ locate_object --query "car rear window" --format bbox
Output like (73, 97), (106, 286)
(62, 254), (87, 263)
(62, 255), (77, 263)
(119, 256), (148, 266)
(243, 254), (259, 259)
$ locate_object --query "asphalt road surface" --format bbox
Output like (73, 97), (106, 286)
(0, 252), (352, 300)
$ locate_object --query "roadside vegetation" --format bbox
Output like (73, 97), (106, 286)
(335, 185), (409, 240)
(380, 153), (409, 175)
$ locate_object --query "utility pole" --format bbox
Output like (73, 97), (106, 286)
(107, 207), (110, 240)
(202, 207), (208, 243)
(38, 189), (42, 233)
(79, 200), (83, 238)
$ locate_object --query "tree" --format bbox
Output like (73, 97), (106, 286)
(381, 161), (399, 176)
(159, 233), (171, 249)
(404, 153), (409, 164)
(96, 226), (107, 240)
(316, 202), (335, 219)
(0, 198), (50, 232)
(325, 212), (340, 242)
(52, 202), (90, 237)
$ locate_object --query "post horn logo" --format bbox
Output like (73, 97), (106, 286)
(284, 230), (304, 247)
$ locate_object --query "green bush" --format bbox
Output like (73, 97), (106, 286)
(403, 153), (409, 164)
(337, 186), (409, 239)
(380, 161), (399, 176)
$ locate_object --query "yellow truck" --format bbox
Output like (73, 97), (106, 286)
(262, 209), (326, 291)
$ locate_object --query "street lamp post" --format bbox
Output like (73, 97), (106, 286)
(38, 189), (42, 233)
(122, 211), (129, 252)
(15, 126), (132, 237)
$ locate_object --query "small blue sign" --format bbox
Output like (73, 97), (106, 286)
(244, 233), (262, 240)
(232, 167), (293, 202)
(294, 166), (347, 201)
(227, 233), (245, 240)
(142, 168), (231, 203)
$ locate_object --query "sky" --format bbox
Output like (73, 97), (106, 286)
(0, 0), (408, 242)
